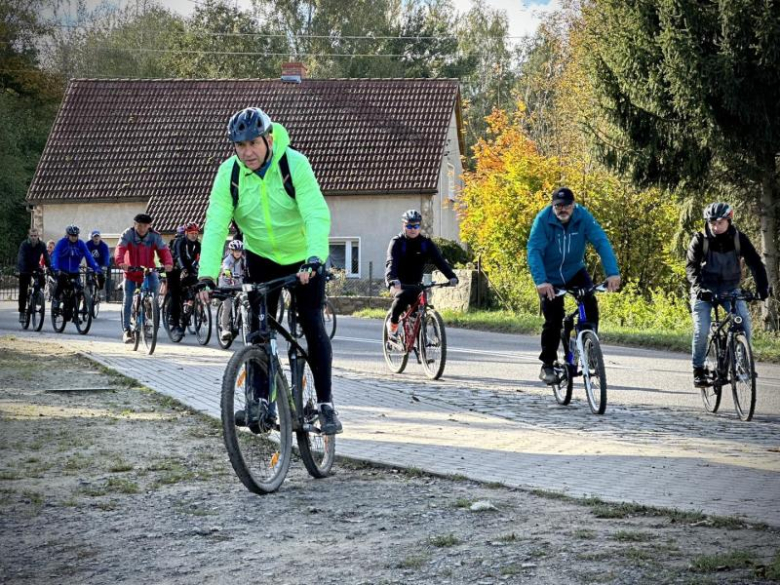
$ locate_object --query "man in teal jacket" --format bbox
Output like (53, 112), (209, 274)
(198, 107), (341, 435)
(527, 187), (621, 383)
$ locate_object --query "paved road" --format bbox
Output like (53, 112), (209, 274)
(1, 301), (779, 525)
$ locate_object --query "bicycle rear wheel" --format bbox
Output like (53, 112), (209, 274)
(552, 362), (573, 405)
(216, 302), (234, 350)
(419, 310), (447, 380)
(222, 346), (292, 494)
(74, 292), (92, 335)
(31, 290), (45, 332)
(701, 337), (722, 413)
(194, 297), (212, 346)
(141, 294), (159, 355)
(731, 333), (756, 421)
(323, 300), (337, 340)
(294, 355), (335, 478)
(580, 330), (607, 414)
(382, 312), (408, 373)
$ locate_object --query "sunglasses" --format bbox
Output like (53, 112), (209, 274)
(405, 224), (421, 229)
(553, 201), (574, 209)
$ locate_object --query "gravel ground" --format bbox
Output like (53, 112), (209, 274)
(1, 336), (778, 585)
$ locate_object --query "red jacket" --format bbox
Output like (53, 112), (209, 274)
(114, 227), (173, 283)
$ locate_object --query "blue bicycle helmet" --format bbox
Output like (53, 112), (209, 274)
(227, 107), (273, 143)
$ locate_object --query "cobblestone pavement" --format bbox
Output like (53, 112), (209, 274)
(2, 307), (779, 527)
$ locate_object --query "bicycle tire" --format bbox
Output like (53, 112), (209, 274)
(731, 333), (756, 422)
(580, 330), (607, 414)
(31, 290), (45, 332)
(131, 294), (141, 351)
(382, 312), (408, 373)
(323, 300), (337, 340)
(221, 346), (293, 494)
(216, 302), (234, 350)
(51, 299), (67, 333)
(552, 362), (573, 405)
(21, 291), (32, 330)
(142, 294), (159, 355)
(701, 337), (722, 413)
(419, 310), (447, 380)
(91, 294), (100, 319)
(294, 355), (336, 478)
(74, 291), (92, 335)
(162, 294), (184, 343)
(194, 297), (212, 346)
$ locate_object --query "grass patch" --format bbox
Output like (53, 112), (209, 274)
(497, 532), (518, 542)
(764, 551), (780, 580)
(612, 530), (655, 543)
(0, 469), (22, 480)
(108, 459), (133, 473)
(429, 533), (460, 548)
(622, 547), (657, 563)
(106, 478), (139, 494)
(64, 453), (92, 472)
(573, 528), (595, 539)
(22, 490), (44, 506)
(0, 488), (15, 505)
(530, 488), (574, 502)
(690, 550), (755, 573)
(454, 498), (472, 509)
(396, 553), (429, 570)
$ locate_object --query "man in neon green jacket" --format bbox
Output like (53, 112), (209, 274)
(198, 107), (341, 435)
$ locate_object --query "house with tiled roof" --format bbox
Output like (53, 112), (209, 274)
(26, 69), (465, 280)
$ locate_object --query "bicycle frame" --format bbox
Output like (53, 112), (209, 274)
(128, 267), (162, 327)
(705, 292), (751, 385)
(559, 286), (603, 375)
(398, 291), (428, 353)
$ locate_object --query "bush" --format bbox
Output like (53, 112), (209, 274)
(432, 237), (473, 268)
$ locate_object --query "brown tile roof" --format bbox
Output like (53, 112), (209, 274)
(28, 78), (462, 232)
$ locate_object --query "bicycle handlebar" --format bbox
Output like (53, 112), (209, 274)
(704, 289), (762, 303)
(125, 266), (166, 273)
(553, 282), (608, 298)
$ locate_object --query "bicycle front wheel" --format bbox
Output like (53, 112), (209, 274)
(31, 290), (45, 332)
(701, 337), (722, 413)
(194, 298), (212, 346)
(419, 310), (447, 380)
(141, 294), (159, 355)
(552, 362), (573, 405)
(74, 292), (92, 335)
(222, 346), (293, 494)
(323, 300), (337, 340)
(731, 333), (756, 421)
(51, 298), (66, 333)
(294, 356), (335, 478)
(382, 312), (408, 373)
(580, 330), (607, 414)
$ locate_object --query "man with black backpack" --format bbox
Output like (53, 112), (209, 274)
(687, 202), (769, 387)
(196, 107), (341, 435)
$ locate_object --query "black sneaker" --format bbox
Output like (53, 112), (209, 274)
(539, 363), (556, 384)
(235, 399), (276, 432)
(319, 404), (343, 435)
(18, 312), (26, 324)
(693, 367), (708, 388)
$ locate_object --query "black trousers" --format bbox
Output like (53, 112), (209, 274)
(540, 269), (599, 365)
(245, 251), (332, 403)
(167, 269), (182, 324)
(389, 285), (422, 324)
(18, 273), (32, 313)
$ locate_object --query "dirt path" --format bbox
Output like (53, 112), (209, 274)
(1, 336), (778, 585)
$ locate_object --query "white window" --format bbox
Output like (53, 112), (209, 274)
(328, 238), (360, 278)
(447, 163), (456, 201)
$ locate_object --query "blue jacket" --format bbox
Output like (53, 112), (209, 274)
(86, 240), (110, 269)
(527, 205), (619, 286)
(51, 237), (101, 274)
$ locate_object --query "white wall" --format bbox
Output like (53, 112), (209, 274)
(39, 201), (148, 246)
(327, 195), (428, 280)
(435, 111), (463, 243)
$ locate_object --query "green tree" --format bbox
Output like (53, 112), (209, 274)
(584, 0), (780, 328)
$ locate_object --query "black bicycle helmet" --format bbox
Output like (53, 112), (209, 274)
(65, 224), (80, 236)
(401, 209), (422, 223)
(703, 202), (734, 222)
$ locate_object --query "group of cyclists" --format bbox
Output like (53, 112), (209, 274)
(15, 105), (772, 438)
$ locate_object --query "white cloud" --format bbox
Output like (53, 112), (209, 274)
(452, 0), (560, 42)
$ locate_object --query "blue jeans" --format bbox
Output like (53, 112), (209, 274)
(123, 273), (159, 331)
(691, 297), (751, 368)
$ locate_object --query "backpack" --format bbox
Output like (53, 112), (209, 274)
(229, 153), (296, 241)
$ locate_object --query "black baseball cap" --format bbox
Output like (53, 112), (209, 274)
(551, 187), (575, 205)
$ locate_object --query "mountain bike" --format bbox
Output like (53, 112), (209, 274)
(162, 280), (212, 345)
(382, 282), (450, 380)
(216, 277), (250, 350)
(215, 272), (336, 494)
(278, 285), (337, 340)
(700, 289), (760, 421)
(51, 272), (93, 335)
(20, 269), (46, 331)
(547, 283), (608, 415)
(83, 268), (101, 319)
(126, 267), (164, 355)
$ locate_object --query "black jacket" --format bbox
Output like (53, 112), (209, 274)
(17, 239), (50, 273)
(385, 233), (456, 287)
(686, 224), (768, 296)
(173, 238), (201, 272)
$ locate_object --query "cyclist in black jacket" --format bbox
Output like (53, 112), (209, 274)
(169, 222), (201, 335)
(686, 202), (769, 387)
(17, 228), (50, 323)
(385, 209), (458, 340)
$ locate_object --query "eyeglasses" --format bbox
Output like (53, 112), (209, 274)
(553, 201), (574, 209)
(405, 224), (421, 229)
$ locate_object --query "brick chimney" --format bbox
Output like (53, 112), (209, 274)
(281, 62), (306, 84)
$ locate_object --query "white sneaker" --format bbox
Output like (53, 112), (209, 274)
(220, 331), (232, 343)
(123, 330), (133, 344)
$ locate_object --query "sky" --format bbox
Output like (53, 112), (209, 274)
(75, 0), (560, 43)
